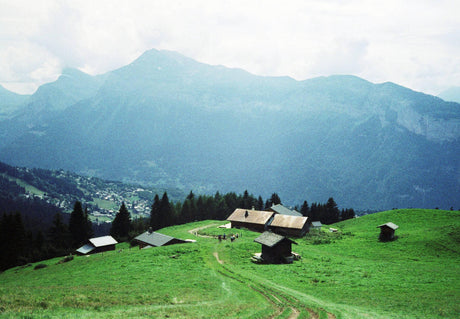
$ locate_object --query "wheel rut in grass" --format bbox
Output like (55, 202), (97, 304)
(191, 224), (332, 318)
(213, 251), (304, 319)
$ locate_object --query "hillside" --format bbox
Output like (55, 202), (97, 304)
(0, 49), (459, 210)
(0, 161), (184, 222)
(0, 209), (458, 318)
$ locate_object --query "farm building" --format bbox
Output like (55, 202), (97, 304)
(134, 230), (188, 249)
(226, 208), (275, 232)
(311, 221), (322, 230)
(253, 231), (298, 264)
(267, 204), (303, 217)
(76, 235), (118, 255)
(377, 222), (399, 241)
(268, 214), (309, 237)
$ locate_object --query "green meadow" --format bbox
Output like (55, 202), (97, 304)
(0, 209), (458, 318)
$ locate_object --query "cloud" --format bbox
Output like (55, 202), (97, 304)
(0, 0), (459, 95)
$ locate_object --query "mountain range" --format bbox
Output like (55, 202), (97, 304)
(0, 49), (458, 210)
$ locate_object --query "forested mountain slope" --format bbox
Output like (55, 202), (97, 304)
(0, 49), (458, 210)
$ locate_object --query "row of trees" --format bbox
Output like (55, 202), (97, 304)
(300, 197), (355, 225)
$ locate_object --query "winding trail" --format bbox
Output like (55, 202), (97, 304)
(189, 224), (338, 318)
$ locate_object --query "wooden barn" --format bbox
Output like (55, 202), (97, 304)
(254, 231), (298, 264)
(268, 214), (309, 237)
(76, 235), (118, 255)
(377, 222), (399, 241)
(226, 208), (274, 232)
(311, 221), (322, 231)
(134, 230), (188, 249)
(267, 204), (302, 217)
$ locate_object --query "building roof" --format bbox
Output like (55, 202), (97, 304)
(226, 208), (274, 225)
(134, 231), (179, 247)
(89, 235), (118, 247)
(311, 221), (322, 227)
(377, 222), (399, 230)
(76, 244), (95, 255)
(254, 231), (297, 247)
(269, 204), (302, 217)
(269, 214), (308, 230)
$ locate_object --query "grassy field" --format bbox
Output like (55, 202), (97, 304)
(0, 209), (458, 318)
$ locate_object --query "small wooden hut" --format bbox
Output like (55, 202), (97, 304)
(76, 235), (118, 255)
(134, 230), (188, 249)
(253, 231), (298, 264)
(377, 222), (399, 241)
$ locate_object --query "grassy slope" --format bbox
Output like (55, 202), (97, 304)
(0, 209), (458, 318)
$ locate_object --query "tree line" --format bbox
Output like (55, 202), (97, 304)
(1, 190), (354, 271)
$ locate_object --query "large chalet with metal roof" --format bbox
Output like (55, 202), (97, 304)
(268, 214), (309, 237)
(267, 204), (302, 217)
(226, 205), (309, 237)
(226, 208), (275, 232)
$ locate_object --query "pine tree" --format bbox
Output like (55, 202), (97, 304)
(256, 196), (264, 210)
(267, 193), (282, 207)
(159, 192), (173, 228)
(48, 212), (71, 252)
(110, 202), (131, 241)
(325, 197), (340, 224)
(300, 200), (310, 217)
(150, 194), (161, 230)
(69, 201), (91, 247)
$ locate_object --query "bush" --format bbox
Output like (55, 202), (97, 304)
(58, 255), (74, 264)
(34, 264), (47, 270)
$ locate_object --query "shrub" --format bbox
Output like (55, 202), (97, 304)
(34, 264), (47, 270)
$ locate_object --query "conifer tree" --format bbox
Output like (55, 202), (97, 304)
(159, 192), (173, 228)
(48, 212), (71, 252)
(300, 200), (310, 217)
(150, 194), (161, 230)
(110, 202), (131, 240)
(69, 201), (92, 247)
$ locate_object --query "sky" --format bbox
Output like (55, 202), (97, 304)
(0, 0), (459, 95)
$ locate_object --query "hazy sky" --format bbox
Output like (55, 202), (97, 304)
(1, 0), (459, 95)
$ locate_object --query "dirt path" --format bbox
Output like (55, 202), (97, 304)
(191, 224), (327, 319)
(212, 250), (301, 319)
(188, 224), (218, 238)
(213, 252), (224, 264)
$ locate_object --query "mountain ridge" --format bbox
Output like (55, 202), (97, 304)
(0, 49), (458, 210)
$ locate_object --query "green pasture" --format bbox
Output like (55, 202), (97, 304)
(0, 209), (458, 318)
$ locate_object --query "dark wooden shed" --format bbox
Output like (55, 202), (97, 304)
(254, 231), (298, 264)
(377, 222), (399, 241)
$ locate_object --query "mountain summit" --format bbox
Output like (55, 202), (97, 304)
(0, 49), (458, 209)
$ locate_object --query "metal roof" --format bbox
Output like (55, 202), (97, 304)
(89, 235), (118, 247)
(269, 204), (303, 217)
(76, 244), (95, 255)
(377, 222), (399, 230)
(226, 208), (274, 225)
(254, 231), (297, 247)
(269, 214), (308, 229)
(311, 221), (322, 227)
(134, 231), (177, 247)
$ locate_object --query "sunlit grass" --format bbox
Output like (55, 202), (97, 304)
(0, 209), (458, 318)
